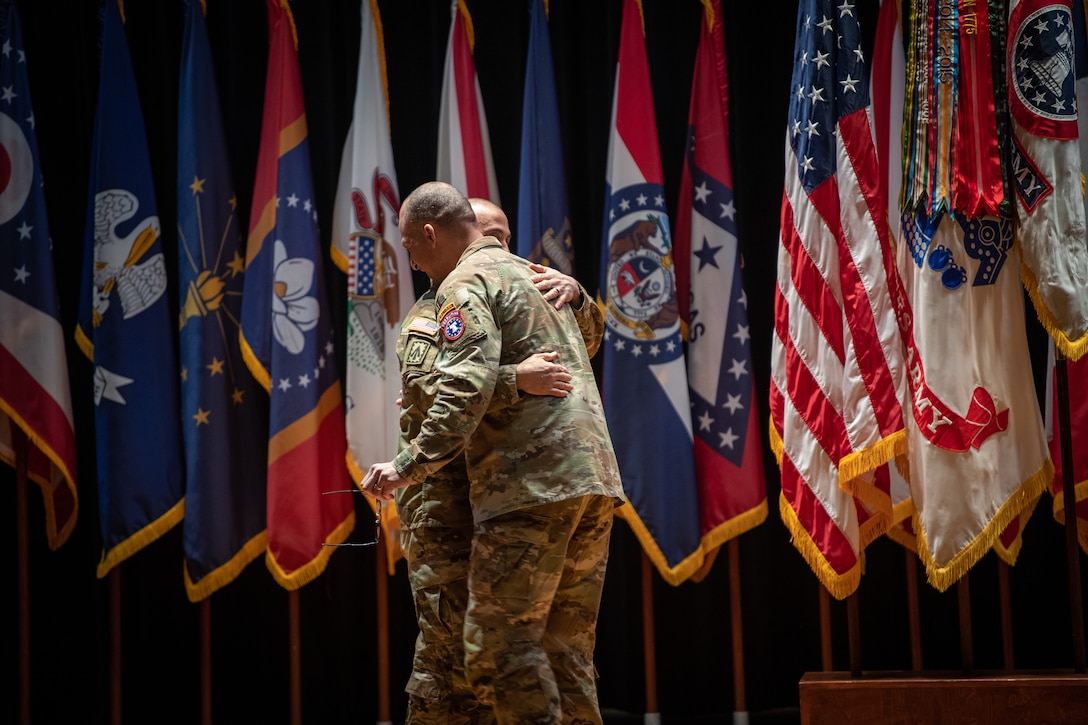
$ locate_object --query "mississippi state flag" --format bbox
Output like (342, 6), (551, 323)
(239, 0), (354, 590)
(599, 0), (701, 586)
(0, 0), (78, 550)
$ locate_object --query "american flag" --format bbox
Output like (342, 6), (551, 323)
(770, 0), (909, 599)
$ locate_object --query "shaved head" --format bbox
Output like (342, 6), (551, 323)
(402, 182), (476, 230)
(469, 197), (511, 251)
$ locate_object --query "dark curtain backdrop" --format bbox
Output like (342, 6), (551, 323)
(5, 1), (1081, 723)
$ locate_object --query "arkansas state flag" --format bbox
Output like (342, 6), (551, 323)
(76, 0), (184, 578)
(240, 0), (354, 589)
(599, 0), (702, 586)
(516, 0), (574, 273)
(177, 0), (268, 601)
(0, 0), (78, 550)
(436, 0), (500, 202)
(771, 0), (909, 599)
(1008, 0), (1088, 361)
(330, 0), (413, 571)
(672, 0), (766, 579)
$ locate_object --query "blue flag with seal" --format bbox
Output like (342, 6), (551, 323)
(516, 0), (574, 273)
(75, 0), (184, 579)
(599, 0), (702, 586)
(177, 0), (268, 602)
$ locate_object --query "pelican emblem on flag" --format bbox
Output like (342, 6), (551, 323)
(92, 188), (167, 325)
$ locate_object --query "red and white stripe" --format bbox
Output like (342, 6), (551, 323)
(436, 0), (500, 203)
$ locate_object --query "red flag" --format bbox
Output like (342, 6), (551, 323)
(239, 0), (354, 589)
(436, 0), (499, 202)
(771, 0), (909, 599)
(673, 0), (767, 579)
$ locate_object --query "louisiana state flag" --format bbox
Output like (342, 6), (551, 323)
(76, 0), (184, 578)
(600, 0), (701, 586)
(516, 0), (574, 273)
(239, 0), (354, 589)
(177, 0), (268, 601)
(673, 0), (767, 580)
(0, 0), (78, 550)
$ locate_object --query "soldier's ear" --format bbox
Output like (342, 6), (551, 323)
(422, 223), (437, 246)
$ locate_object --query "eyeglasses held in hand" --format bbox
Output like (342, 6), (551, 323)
(321, 489), (381, 548)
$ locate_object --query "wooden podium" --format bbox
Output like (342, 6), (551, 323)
(799, 670), (1088, 723)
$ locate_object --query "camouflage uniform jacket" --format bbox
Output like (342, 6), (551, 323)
(392, 237), (624, 522)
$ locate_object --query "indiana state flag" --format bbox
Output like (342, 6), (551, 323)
(177, 0), (268, 602)
(240, 0), (354, 590)
(599, 0), (701, 586)
(330, 0), (414, 572)
(673, 0), (766, 580)
(76, 0), (184, 579)
(516, 0), (574, 274)
(0, 0), (78, 550)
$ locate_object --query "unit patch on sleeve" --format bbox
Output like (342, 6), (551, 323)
(441, 308), (465, 341)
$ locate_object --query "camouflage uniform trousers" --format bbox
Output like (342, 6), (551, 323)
(402, 522), (496, 725)
(463, 494), (615, 725)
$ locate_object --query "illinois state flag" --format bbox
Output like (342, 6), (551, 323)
(600, 0), (702, 586)
(673, 0), (766, 578)
(240, 0), (354, 589)
(330, 0), (413, 570)
(436, 0), (500, 202)
(76, 0), (184, 579)
(177, 0), (268, 601)
(1008, 0), (1088, 361)
(0, 0), (78, 550)
(516, 0), (574, 273)
(771, 0), (909, 599)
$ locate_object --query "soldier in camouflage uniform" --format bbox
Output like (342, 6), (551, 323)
(365, 182), (624, 725)
(396, 200), (601, 724)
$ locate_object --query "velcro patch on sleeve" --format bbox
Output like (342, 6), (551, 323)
(441, 309), (466, 341)
(406, 316), (439, 337)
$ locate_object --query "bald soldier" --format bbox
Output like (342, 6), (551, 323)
(365, 182), (624, 725)
(394, 197), (602, 723)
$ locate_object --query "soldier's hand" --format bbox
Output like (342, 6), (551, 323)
(530, 263), (582, 310)
(516, 351), (573, 397)
(360, 461), (403, 501)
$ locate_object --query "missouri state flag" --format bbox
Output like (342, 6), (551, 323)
(0, 0), (78, 550)
(516, 0), (574, 273)
(330, 0), (413, 570)
(599, 0), (702, 586)
(673, 0), (766, 580)
(76, 0), (184, 579)
(177, 0), (268, 601)
(240, 0), (354, 590)
(771, 0), (909, 599)
(436, 0), (500, 202)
